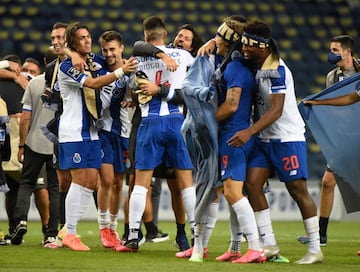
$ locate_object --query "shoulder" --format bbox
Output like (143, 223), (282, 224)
(227, 58), (251, 74)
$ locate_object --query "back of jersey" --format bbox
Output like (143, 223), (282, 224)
(136, 45), (193, 117)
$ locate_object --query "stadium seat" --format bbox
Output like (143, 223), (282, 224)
(73, 8), (87, 18)
(9, 5), (23, 16)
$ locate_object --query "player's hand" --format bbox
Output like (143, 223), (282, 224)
(71, 53), (86, 72)
(197, 38), (216, 57)
(227, 129), (252, 147)
(138, 81), (159, 96)
(122, 56), (138, 74)
(14, 74), (29, 90)
(8, 61), (21, 75)
(158, 53), (178, 72)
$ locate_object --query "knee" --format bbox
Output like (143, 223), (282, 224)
(322, 175), (336, 190)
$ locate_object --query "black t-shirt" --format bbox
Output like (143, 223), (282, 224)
(0, 79), (25, 114)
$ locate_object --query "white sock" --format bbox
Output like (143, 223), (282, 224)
(110, 213), (118, 232)
(255, 208), (277, 247)
(232, 197), (261, 251)
(181, 186), (196, 237)
(202, 202), (218, 248)
(193, 223), (205, 257)
(98, 209), (110, 230)
(229, 204), (242, 252)
(65, 182), (93, 235)
(128, 185), (148, 240)
(304, 216), (321, 253)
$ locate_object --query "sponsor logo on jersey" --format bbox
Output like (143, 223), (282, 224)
(67, 67), (81, 80)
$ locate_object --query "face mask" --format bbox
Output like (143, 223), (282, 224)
(327, 52), (342, 65)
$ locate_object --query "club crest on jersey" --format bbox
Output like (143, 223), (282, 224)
(115, 78), (127, 89)
(67, 67), (81, 80)
(73, 153), (82, 164)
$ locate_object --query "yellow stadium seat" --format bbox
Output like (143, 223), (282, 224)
(288, 51), (302, 62)
(339, 17), (353, 27)
(200, 14), (213, 24)
(9, 5), (23, 16)
(99, 21), (113, 31)
(277, 15), (291, 26)
(198, 2), (211, 11)
(330, 27), (342, 37)
(293, 16), (305, 26)
(114, 22), (128, 33)
(262, 16), (274, 25)
(73, 8), (87, 18)
(314, 29), (327, 39)
(131, 23), (144, 33)
(308, 16), (320, 26)
(214, 3), (225, 12)
(323, 16), (336, 26)
(273, 3), (285, 13)
(2, 18), (16, 28)
(278, 39), (292, 50)
(78, 0), (91, 5)
(308, 40), (321, 50)
(169, 1), (182, 10)
(171, 12), (184, 23)
(22, 43), (36, 54)
(0, 6), (6, 15)
(109, 1), (122, 8)
(63, 0), (76, 5)
(18, 19), (32, 29)
(285, 27), (298, 37)
(184, 13), (197, 23)
(243, 3), (255, 13)
(154, 1), (167, 10)
(258, 3), (270, 13)
(28, 31), (43, 41)
(90, 9), (104, 19)
(25, 6), (39, 16)
(228, 3), (242, 13)
(0, 31), (9, 40)
(13, 31), (26, 41)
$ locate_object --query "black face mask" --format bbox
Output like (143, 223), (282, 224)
(327, 52), (342, 65)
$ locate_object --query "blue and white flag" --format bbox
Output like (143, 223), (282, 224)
(298, 73), (360, 213)
(181, 56), (218, 223)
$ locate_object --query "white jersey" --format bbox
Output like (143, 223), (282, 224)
(57, 57), (106, 142)
(254, 58), (305, 142)
(136, 45), (193, 117)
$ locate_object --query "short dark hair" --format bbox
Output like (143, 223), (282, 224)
(244, 19), (271, 39)
(98, 30), (123, 46)
(66, 22), (89, 51)
(143, 16), (166, 31)
(2, 54), (21, 64)
(143, 16), (166, 42)
(23, 57), (41, 69)
(330, 35), (355, 54)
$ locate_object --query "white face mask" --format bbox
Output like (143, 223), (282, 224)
(21, 71), (34, 80)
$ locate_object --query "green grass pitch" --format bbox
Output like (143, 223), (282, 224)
(1, 220), (359, 271)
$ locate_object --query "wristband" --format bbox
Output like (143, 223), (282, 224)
(0, 60), (9, 69)
(114, 68), (124, 79)
(18, 144), (24, 148)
